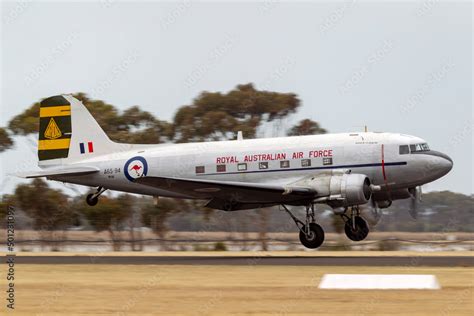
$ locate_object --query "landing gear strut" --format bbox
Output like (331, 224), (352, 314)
(86, 187), (107, 206)
(340, 206), (369, 241)
(281, 204), (325, 249)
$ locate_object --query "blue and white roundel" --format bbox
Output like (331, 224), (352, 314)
(124, 156), (148, 182)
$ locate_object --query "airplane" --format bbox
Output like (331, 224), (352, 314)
(17, 95), (453, 249)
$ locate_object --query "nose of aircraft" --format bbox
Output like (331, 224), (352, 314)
(430, 150), (453, 178)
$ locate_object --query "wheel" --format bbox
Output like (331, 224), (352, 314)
(344, 216), (369, 241)
(86, 193), (98, 206)
(299, 223), (325, 249)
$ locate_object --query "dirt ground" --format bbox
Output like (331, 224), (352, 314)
(2, 264), (473, 315)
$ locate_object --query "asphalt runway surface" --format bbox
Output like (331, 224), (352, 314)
(11, 255), (474, 266)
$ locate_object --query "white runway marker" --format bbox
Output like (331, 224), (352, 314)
(318, 274), (441, 290)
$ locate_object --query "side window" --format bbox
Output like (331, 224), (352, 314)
(323, 157), (333, 165)
(259, 162), (268, 170)
(301, 159), (311, 167)
(399, 145), (409, 155)
(280, 160), (290, 168)
(410, 144), (416, 153)
(237, 163), (247, 171)
(195, 166), (205, 174)
(216, 164), (226, 172)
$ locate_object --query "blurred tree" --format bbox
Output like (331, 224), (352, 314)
(0, 127), (14, 152)
(8, 102), (40, 135)
(14, 179), (72, 250)
(15, 179), (71, 230)
(0, 197), (7, 219)
(141, 198), (181, 250)
(78, 194), (132, 251)
(287, 119), (327, 136)
(257, 208), (270, 251)
(329, 212), (345, 234)
(7, 93), (173, 144)
(172, 83), (301, 142)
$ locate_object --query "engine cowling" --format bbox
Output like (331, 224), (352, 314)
(308, 173), (372, 208)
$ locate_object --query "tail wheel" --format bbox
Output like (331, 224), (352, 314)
(299, 223), (325, 249)
(344, 216), (369, 241)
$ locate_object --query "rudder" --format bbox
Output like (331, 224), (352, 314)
(38, 94), (124, 166)
(38, 95), (72, 161)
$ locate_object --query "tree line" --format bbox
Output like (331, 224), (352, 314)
(0, 180), (472, 251)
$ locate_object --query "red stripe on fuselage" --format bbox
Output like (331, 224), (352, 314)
(88, 142), (94, 153)
(381, 144), (387, 182)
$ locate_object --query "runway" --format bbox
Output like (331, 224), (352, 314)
(11, 255), (474, 266)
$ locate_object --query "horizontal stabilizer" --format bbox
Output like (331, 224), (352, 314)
(14, 166), (100, 179)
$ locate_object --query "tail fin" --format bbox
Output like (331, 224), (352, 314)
(38, 95), (122, 166)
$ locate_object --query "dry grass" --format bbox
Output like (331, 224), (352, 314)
(2, 265), (473, 315)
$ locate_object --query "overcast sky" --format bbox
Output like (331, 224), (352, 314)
(0, 1), (472, 195)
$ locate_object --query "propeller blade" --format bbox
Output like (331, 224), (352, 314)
(368, 197), (382, 225)
(408, 198), (418, 220)
(408, 186), (422, 220)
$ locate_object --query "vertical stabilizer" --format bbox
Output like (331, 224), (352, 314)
(38, 95), (124, 166)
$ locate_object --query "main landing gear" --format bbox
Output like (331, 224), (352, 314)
(282, 204), (371, 249)
(340, 206), (369, 241)
(281, 204), (325, 249)
(86, 187), (107, 206)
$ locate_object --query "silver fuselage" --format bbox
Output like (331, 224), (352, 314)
(51, 132), (453, 201)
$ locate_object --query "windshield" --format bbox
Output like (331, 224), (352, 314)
(410, 143), (430, 153)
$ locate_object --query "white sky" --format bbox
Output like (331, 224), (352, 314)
(0, 1), (472, 195)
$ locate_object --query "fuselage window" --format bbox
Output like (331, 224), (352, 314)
(323, 157), (333, 165)
(217, 164), (226, 172)
(259, 162), (268, 170)
(237, 163), (247, 171)
(301, 159), (311, 167)
(399, 145), (409, 155)
(280, 160), (290, 168)
(195, 166), (205, 174)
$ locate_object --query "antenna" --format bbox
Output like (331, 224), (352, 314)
(237, 131), (244, 141)
(364, 125), (368, 132)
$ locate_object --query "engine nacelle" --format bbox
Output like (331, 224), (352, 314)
(308, 173), (372, 208)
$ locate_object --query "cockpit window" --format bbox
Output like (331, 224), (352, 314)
(410, 143), (430, 153)
(399, 145), (409, 155)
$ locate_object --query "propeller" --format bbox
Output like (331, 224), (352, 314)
(408, 186), (422, 220)
(370, 198), (383, 225)
(360, 197), (383, 227)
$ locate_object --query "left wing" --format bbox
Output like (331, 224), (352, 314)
(134, 176), (317, 211)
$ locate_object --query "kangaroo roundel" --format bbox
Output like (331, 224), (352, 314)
(124, 156), (148, 181)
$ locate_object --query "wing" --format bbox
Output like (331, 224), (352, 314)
(134, 176), (317, 211)
(14, 166), (100, 178)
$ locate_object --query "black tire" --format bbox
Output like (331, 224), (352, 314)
(344, 216), (369, 241)
(299, 223), (325, 249)
(86, 193), (98, 206)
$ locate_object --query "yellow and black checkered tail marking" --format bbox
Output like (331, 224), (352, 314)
(38, 96), (72, 161)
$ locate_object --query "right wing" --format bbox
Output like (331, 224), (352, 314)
(134, 176), (317, 211)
